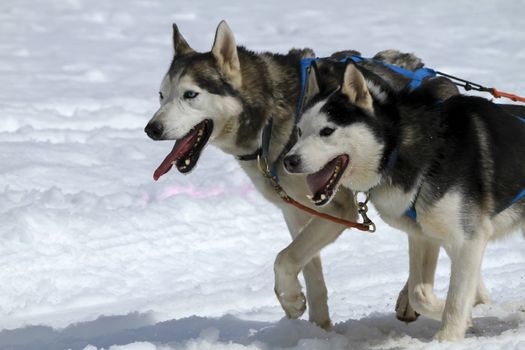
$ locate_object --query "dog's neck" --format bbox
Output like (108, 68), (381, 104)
(214, 47), (306, 166)
(374, 97), (443, 199)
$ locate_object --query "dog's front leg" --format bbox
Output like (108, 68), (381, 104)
(435, 233), (489, 341)
(399, 235), (444, 322)
(395, 281), (418, 323)
(275, 206), (346, 329)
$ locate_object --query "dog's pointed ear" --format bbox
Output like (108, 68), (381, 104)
(342, 62), (373, 112)
(304, 61), (321, 102)
(211, 20), (242, 88)
(172, 23), (195, 57)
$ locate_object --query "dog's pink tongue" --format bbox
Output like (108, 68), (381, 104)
(153, 143), (177, 181)
(153, 131), (197, 181)
(306, 159), (337, 195)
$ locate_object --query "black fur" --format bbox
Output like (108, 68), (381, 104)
(315, 64), (525, 217)
(395, 92), (525, 215)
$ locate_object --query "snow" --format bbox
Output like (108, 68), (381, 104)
(1, 0), (524, 349)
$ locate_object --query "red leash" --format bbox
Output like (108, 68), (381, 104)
(282, 195), (373, 232)
(490, 88), (525, 103)
(257, 156), (376, 232)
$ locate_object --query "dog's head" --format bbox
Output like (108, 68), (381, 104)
(145, 21), (243, 180)
(284, 61), (392, 206)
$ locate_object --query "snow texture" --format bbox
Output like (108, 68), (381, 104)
(1, 0), (524, 349)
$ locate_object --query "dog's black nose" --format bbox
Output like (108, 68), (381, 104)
(283, 154), (301, 173)
(144, 121), (164, 140)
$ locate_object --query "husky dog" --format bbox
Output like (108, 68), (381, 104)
(144, 20), (445, 329)
(283, 60), (525, 340)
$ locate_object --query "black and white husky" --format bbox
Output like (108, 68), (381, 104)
(144, 20), (452, 329)
(284, 60), (525, 340)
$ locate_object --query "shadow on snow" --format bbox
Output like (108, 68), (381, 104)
(0, 310), (523, 350)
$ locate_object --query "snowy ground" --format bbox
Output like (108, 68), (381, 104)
(1, 0), (524, 349)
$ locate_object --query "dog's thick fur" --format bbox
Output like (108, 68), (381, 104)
(145, 21), (454, 329)
(284, 60), (525, 340)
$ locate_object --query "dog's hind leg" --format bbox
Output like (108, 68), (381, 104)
(275, 206), (348, 329)
(280, 206), (333, 329)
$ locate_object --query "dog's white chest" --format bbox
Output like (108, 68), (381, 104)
(371, 185), (416, 220)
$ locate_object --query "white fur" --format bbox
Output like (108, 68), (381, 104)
(290, 102), (384, 192)
(212, 21), (242, 89)
(149, 74), (242, 149)
(372, 184), (419, 220)
(366, 79), (388, 103)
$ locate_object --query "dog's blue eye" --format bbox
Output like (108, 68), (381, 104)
(183, 91), (199, 99)
(320, 127), (335, 137)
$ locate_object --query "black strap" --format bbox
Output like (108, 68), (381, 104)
(236, 117), (274, 166)
(237, 148), (261, 161)
(260, 117), (273, 165)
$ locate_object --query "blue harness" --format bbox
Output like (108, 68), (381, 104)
(296, 55), (437, 117)
(296, 56), (525, 220)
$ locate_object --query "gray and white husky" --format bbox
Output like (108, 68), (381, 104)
(284, 60), (525, 340)
(144, 20), (449, 329)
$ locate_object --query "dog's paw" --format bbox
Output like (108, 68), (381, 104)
(314, 318), (333, 331)
(275, 289), (306, 319)
(395, 287), (420, 323)
(434, 328), (465, 342)
(474, 285), (492, 306)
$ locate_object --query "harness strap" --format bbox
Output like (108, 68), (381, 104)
(296, 56), (437, 119)
(237, 149), (261, 161)
(405, 207), (418, 220)
(351, 55), (437, 89)
(512, 114), (525, 124)
(434, 70), (525, 103)
(511, 189), (525, 206)
(296, 58), (317, 119)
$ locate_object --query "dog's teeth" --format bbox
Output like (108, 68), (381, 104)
(185, 159), (191, 166)
(320, 194), (326, 200)
(306, 194), (313, 200)
(197, 129), (204, 136)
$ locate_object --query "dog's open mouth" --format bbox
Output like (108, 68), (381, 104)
(306, 154), (349, 206)
(153, 119), (213, 180)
